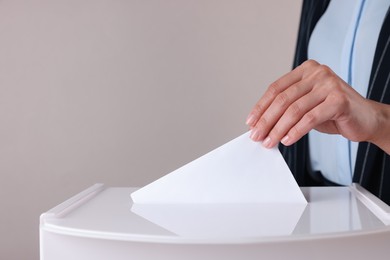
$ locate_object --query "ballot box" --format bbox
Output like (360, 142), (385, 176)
(40, 183), (390, 260)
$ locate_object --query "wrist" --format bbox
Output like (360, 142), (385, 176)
(369, 102), (390, 154)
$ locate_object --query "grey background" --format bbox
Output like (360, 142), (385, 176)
(0, 0), (301, 259)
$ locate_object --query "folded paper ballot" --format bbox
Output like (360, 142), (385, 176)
(131, 131), (307, 204)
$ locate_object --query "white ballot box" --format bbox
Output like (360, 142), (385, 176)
(40, 183), (390, 260)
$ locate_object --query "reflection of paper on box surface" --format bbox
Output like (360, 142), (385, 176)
(131, 203), (307, 238)
(131, 131), (307, 204)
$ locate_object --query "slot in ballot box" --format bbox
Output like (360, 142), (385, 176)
(40, 184), (390, 260)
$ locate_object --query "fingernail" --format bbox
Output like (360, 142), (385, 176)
(246, 114), (256, 126)
(281, 135), (290, 146)
(250, 128), (260, 141)
(262, 136), (271, 148)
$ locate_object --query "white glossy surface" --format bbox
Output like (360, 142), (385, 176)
(41, 186), (388, 244)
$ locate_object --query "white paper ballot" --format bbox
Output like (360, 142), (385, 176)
(131, 131), (307, 204)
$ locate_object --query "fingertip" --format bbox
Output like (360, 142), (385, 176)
(246, 114), (256, 126)
(281, 135), (288, 145)
(281, 135), (292, 146)
(250, 128), (261, 141)
(262, 136), (272, 148)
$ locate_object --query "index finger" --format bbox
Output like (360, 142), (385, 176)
(246, 64), (305, 127)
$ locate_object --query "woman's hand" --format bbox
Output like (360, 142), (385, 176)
(246, 59), (390, 154)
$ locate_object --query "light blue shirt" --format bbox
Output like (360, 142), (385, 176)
(308, 0), (390, 185)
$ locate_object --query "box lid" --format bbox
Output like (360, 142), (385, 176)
(40, 184), (390, 244)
